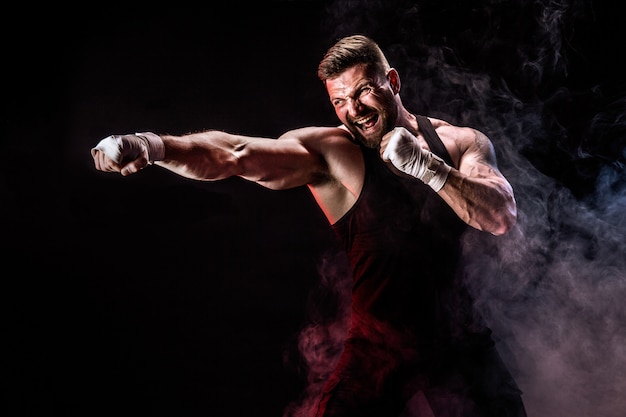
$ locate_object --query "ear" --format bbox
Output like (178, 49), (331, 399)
(387, 68), (401, 95)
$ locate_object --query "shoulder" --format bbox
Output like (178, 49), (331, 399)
(279, 125), (360, 157)
(427, 117), (481, 141)
(280, 125), (364, 178)
(426, 117), (495, 165)
(279, 125), (354, 144)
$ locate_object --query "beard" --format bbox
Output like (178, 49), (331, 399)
(347, 126), (380, 149)
(346, 107), (396, 149)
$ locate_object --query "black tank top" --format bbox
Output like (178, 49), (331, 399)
(332, 117), (487, 350)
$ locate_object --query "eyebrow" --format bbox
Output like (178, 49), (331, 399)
(332, 80), (375, 102)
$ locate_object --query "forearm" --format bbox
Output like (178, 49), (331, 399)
(438, 170), (517, 235)
(155, 131), (243, 181)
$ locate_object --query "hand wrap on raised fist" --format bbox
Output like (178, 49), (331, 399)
(91, 132), (165, 165)
(382, 127), (451, 192)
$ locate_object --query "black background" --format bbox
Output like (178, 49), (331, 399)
(3, 1), (625, 416)
(4, 3), (344, 417)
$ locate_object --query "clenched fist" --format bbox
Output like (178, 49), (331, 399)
(91, 132), (164, 176)
(381, 127), (450, 191)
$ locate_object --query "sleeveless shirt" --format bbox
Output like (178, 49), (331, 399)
(331, 116), (490, 354)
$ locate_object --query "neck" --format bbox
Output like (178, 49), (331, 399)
(396, 107), (419, 135)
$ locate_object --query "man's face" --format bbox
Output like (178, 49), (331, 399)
(325, 64), (398, 148)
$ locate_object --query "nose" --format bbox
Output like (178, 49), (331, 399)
(346, 96), (362, 117)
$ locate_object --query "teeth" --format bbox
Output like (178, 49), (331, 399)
(355, 115), (374, 125)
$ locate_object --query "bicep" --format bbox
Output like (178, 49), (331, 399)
(237, 136), (325, 190)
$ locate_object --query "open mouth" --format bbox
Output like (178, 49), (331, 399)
(354, 114), (379, 131)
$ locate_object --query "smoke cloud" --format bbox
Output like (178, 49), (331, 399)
(285, 1), (626, 416)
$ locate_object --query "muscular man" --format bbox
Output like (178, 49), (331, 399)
(91, 35), (526, 417)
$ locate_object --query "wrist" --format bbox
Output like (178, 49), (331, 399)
(135, 132), (165, 163)
(418, 151), (450, 192)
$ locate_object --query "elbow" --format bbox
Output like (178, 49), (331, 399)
(490, 210), (516, 236)
(489, 199), (517, 236)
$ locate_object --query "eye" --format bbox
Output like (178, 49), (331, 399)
(333, 98), (345, 108)
(357, 86), (373, 99)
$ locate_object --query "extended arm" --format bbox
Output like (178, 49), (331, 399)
(91, 129), (328, 190)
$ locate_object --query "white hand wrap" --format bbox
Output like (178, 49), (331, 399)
(91, 132), (165, 164)
(383, 127), (451, 192)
